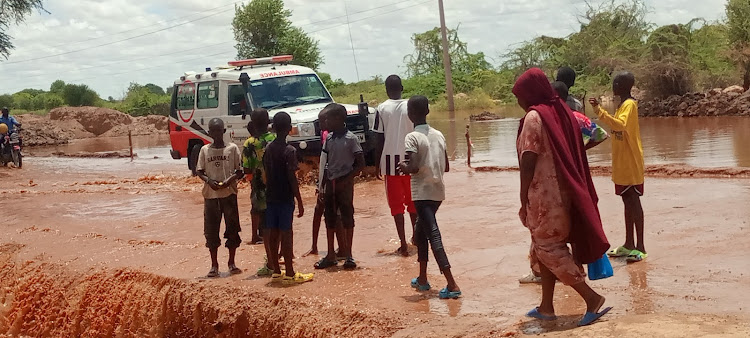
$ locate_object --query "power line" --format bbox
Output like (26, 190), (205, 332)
(6, 40), (236, 76)
(1, 49), (237, 92)
(344, 0), (361, 82)
(307, 0), (433, 33)
(2, 0), (421, 69)
(0, 0), (435, 92)
(40, 1), (241, 51)
(2, 7), (235, 65)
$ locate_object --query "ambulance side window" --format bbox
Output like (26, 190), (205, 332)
(228, 85), (246, 116)
(176, 84), (195, 110)
(197, 81), (219, 109)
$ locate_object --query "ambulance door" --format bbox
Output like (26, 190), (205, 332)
(223, 82), (251, 147)
(194, 80), (222, 140)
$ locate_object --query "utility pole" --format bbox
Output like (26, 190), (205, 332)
(438, 0), (455, 116)
(344, 0), (361, 82)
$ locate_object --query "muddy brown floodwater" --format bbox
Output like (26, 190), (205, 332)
(2, 116), (750, 337)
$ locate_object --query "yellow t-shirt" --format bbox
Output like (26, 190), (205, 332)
(595, 99), (644, 185)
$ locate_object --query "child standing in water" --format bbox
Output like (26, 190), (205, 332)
(263, 112), (313, 284)
(196, 118), (244, 278)
(590, 72), (647, 262)
(398, 95), (460, 299)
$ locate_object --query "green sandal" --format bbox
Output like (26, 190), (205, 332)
(626, 250), (648, 262)
(607, 246), (634, 258)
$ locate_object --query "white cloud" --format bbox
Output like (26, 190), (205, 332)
(0, 0), (727, 98)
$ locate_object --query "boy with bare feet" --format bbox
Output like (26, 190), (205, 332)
(314, 104), (365, 270)
(196, 118), (244, 278)
(375, 75), (417, 256)
(397, 96), (460, 299)
(263, 112), (313, 284)
(590, 72), (647, 263)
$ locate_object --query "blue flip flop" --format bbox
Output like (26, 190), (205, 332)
(411, 277), (431, 291)
(526, 307), (557, 321)
(438, 287), (462, 299)
(578, 306), (612, 326)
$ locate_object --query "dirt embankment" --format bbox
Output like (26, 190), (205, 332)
(0, 244), (404, 337)
(641, 85), (750, 117)
(16, 107), (168, 147)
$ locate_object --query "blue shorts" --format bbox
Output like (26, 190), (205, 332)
(265, 202), (295, 231)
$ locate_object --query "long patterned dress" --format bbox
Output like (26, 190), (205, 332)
(517, 110), (586, 286)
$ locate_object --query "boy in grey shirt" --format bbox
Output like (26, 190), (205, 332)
(314, 104), (365, 270)
(398, 96), (461, 299)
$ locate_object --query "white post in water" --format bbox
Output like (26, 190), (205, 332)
(439, 0), (455, 117)
(128, 129), (134, 162)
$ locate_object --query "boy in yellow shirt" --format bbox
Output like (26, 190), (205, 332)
(589, 72), (646, 262)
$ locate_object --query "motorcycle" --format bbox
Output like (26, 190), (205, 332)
(0, 127), (22, 168)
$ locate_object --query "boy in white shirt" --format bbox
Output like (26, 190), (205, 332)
(397, 95), (461, 299)
(375, 75), (417, 256)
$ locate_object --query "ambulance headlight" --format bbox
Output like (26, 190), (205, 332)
(296, 123), (316, 137)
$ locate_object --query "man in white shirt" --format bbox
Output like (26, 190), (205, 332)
(374, 75), (417, 256)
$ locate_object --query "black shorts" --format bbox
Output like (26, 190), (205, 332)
(324, 175), (355, 229)
(204, 194), (242, 249)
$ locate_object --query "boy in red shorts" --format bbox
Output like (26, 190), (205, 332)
(374, 75), (417, 256)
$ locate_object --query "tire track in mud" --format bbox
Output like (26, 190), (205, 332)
(0, 244), (406, 337)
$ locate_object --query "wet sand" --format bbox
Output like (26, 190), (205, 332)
(1, 159), (750, 337)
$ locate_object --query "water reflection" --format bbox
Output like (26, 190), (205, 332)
(627, 263), (655, 315)
(30, 135), (172, 156)
(429, 109), (750, 168)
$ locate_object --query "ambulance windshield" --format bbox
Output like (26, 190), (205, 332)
(248, 74), (332, 110)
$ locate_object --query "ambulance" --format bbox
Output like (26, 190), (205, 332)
(167, 55), (376, 173)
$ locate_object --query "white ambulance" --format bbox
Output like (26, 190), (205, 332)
(167, 55), (376, 173)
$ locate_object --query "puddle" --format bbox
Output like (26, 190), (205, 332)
(57, 195), (176, 220)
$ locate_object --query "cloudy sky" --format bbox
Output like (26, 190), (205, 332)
(0, 0), (727, 98)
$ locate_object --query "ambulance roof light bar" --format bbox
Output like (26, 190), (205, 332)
(228, 55), (294, 69)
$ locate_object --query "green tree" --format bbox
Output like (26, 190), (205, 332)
(639, 23), (695, 98)
(12, 92), (33, 110)
(726, 0), (750, 89)
(0, 94), (13, 108)
(501, 36), (566, 74)
(32, 93), (64, 110)
(0, 0), (46, 58)
(404, 27), (491, 77)
(144, 83), (165, 95)
(118, 83), (170, 116)
(62, 84), (99, 106)
(319, 72), (345, 90)
(50, 80), (66, 94)
(689, 23), (735, 88)
(16, 88), (44, 97)
(232, 0), (322, 69)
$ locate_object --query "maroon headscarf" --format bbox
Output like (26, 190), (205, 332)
(513, 68), (609, 264)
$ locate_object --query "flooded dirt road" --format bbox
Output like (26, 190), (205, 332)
(1, 145), (749, 336)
